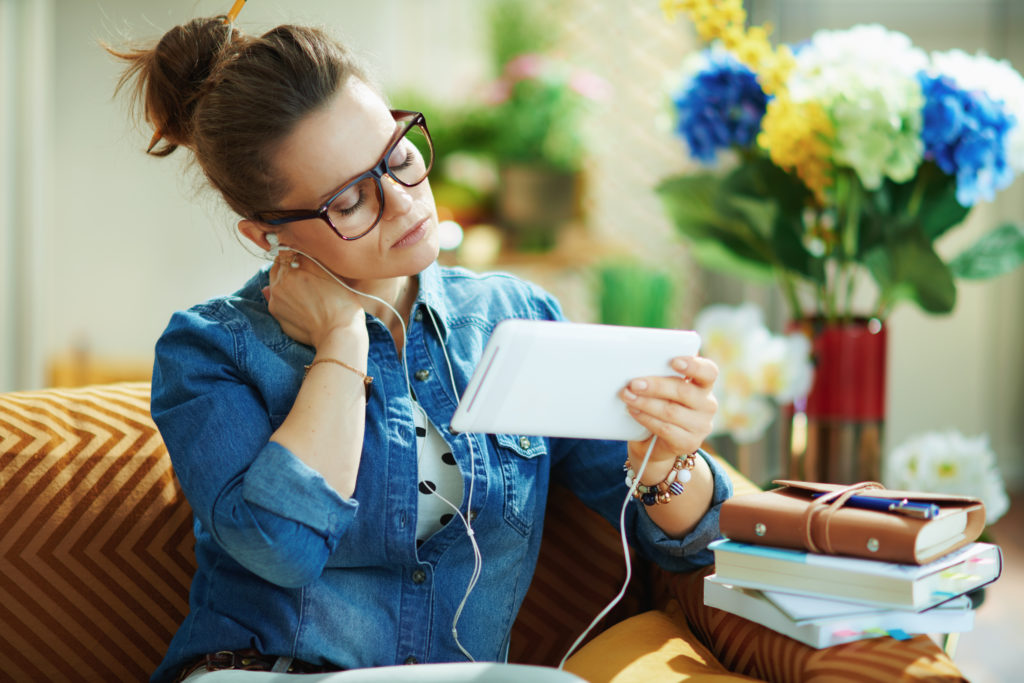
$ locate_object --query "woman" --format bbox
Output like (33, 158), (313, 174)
(110, 14), (731, 683)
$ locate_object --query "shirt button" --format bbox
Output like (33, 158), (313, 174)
(404, 656), (418, 665)
(468, 509), (478, 522)
(414, 369), (431, 381)
(414, 309), (423, 322)
(411, 569), (427, 584)
(519, 436), (531, 449)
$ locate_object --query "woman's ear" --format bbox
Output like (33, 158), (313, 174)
(238, 219), (272, 252)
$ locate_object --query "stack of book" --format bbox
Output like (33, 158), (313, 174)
(706, 480), (1003, 649)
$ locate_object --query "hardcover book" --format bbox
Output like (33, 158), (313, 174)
(703, 578), (975, 649)
(719, 480), (986, 564)
(708, 539), (1002, 611)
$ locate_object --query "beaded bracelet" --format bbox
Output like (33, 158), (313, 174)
(623, 453), (697, 506)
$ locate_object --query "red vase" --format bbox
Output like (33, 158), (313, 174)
(782, 318), (886, 484)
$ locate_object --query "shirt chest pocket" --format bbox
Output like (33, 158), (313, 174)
(493, 433), (547, 537)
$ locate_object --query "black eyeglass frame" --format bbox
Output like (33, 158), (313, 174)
(254, 110), (433, 241)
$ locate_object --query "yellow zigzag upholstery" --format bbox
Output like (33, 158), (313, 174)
(0, 383), (194, 681)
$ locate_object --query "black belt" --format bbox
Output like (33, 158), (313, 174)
(176, 649), (339, 681)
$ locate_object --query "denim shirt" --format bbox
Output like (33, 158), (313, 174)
(149, 262), (732, 682)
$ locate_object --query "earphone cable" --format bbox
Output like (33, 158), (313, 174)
(268, 246), (482, 660)
(557, 434), (659, 670)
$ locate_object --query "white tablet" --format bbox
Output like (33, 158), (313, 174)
(450, 319), (701, 441)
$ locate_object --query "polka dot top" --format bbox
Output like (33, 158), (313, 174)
(412, 399), (464, 547)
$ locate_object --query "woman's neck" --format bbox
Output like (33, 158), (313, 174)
(349, 274), (418, 346)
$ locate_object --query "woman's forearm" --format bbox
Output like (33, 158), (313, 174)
(634, 451), (715, 539)
(270, 329), (369, 498)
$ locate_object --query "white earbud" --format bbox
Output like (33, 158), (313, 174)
(266, 233), (299, 268)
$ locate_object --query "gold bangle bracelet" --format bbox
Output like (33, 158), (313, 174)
(303, 359), (373, 400)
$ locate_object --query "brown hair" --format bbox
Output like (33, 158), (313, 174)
(107, 18), (368, 218)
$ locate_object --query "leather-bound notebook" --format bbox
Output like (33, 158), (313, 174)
(719, 480), (986, 565)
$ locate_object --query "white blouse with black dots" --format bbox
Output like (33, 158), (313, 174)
(412, 399), (464, 547)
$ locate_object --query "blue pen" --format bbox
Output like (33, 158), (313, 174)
(812, 493), (940, 520)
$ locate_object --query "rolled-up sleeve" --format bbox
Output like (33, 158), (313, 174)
(554, 441), (732, 573)
(152, 306), (357, 588)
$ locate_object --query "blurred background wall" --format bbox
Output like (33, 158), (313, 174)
(1, 0), (1021, 487)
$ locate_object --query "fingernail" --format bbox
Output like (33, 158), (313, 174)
(673, 358), (688, 372)
(623, 388), (637, 401)
(631, 379), (648, 391)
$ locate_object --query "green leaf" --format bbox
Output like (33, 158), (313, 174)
(730, 158), (820, 279)
(875, 162), (969, 241)
(864, 230), (957, 314)
(950, 223), (1024, 280)
(721, 193), (776, 240)
(688, 241), (776, 283)
(656, 174), (775, 270)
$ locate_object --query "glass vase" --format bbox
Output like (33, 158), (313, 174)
(782, 318), (886, 484)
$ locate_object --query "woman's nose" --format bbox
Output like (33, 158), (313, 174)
(381, 175), (413, 219)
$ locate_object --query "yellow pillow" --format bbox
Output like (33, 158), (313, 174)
(564, 608), (761, 682)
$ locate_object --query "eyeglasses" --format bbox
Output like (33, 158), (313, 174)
(255, 110), (434, 241)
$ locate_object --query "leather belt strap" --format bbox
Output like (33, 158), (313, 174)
(175, 649), (338, 681)
(801, 480), (884, 554)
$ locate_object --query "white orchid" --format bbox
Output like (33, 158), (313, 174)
(695, 303), (814, 444)
(884, 430), (1010, 525)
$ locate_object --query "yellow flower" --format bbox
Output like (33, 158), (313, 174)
(666, 0), (795, 96)
(758, 95), (835, 203)
(757, 44), (795, 95)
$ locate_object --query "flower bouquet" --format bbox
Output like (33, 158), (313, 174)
(658, 1), (1024, 321)
(657, 0), (1024, 483)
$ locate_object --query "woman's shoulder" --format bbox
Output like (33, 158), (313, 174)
(169, 268), (269, 324)
(156, 267), (285, 354)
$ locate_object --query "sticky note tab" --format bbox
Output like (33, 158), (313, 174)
(888, 629), (911, 641)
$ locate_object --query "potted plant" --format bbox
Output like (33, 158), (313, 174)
(657, 1), (1024, 482)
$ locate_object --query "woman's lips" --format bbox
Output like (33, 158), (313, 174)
(392, 218), (428, 249)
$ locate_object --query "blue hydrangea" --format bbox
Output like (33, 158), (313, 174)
(919, 73), (1016, 206)
(672, 51), (768, 164)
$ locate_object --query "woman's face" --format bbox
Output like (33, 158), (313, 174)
(259, 78), (440, 282)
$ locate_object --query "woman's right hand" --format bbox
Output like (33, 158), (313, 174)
(262, 252), (367, 350)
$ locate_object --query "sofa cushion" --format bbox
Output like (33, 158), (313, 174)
(0, 382), (195, 681)
(0, 383), (650, 679)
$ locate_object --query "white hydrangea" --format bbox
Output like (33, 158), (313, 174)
(884, 430), (1010, 525)
(788, 24), (928, 189)
(695, 303), (814, 444)
(929, 49), (1024, 173)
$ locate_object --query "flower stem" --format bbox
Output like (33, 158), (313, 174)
(907, 167), (929, 218)
(779, 272), (802, 320)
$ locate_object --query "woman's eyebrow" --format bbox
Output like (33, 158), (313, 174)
(316, 118), (405, 205)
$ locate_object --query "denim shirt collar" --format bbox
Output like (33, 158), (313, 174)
(414, 262), (451, 341)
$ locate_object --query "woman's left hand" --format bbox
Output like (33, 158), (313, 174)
(620, 356), (718, 465)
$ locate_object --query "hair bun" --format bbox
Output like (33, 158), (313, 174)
(110, 17), (240, 156)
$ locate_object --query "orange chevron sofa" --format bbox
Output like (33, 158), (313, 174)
(0, 382), (967, 682)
